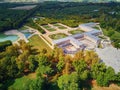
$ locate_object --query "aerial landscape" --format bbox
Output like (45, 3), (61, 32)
(0, 0), (120, 90)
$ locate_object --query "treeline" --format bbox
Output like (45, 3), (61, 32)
(0, 42), (120, 90)
(26, 19), (45, 34)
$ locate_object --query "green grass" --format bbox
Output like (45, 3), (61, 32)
(53, 23), (60, 26)
(0, 33), (8, 38)
(18, 26), (28, 30)
(8, 73), (36, 90)
(112, 31), (120, 39)
(43, 25), (56, 31)
(1, 73), (36, 90)
(28, 35), (52, 52)
(69, 29), (84, 35)
(49, 33), (68, 40)
(53, 23), (67, 29)
(8, 76), (32, 90)
(43, 25), (50, 29)
(103, 29), (120, 39)
(47, 28), (56, 31)
(58, 26), (67, 29)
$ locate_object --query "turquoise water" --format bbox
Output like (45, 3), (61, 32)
(0, 33), (19, 42)
(0, 30), (32, 42)
(23, 32), (32, 38)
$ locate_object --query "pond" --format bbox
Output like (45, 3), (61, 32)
(22, 32), (32, 38)
(0, 29), (33, 42)
(0, 33), (19, 42)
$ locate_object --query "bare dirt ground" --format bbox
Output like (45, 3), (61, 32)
(92, 80), (120, 90)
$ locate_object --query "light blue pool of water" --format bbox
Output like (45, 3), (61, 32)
(0, 30), (32, 42)
(0, 33), (19, 42)
(23, 32), (32, 38)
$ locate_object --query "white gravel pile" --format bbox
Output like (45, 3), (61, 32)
(96, 46), (120, 73)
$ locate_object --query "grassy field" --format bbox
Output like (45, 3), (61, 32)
(28, 35), (52, 52)
(8, 73), (36, 90)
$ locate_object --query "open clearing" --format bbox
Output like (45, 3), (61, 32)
(92, 80), (120, 90)
(8, 73), (36, 90)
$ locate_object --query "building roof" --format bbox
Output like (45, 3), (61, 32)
(85, 33), (100, 41)
(79, 22), (100, 32)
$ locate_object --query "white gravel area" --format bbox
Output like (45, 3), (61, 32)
(96, 46), (120, 73)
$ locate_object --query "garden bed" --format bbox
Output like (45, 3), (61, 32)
(49, 33), (68, 40)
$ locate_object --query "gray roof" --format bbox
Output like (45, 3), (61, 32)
(70, 38), (84, 46)
(85, 33), (100, 41)
(53, 22), (101, 47)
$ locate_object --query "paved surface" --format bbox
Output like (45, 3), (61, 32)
(96, 46), (120, 73)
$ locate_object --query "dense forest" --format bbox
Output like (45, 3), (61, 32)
(0, 40), (120, 90)
(0, 3), (38, 32)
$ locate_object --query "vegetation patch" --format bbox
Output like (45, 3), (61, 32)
(26, 19), (45, 34)
(0, 40), (12, 51)
(28, 35), (52, 52)
(42, 25), (56, 31)
(8, 76), (32, 90)
(49, 33), (68, 40)
(18, 26), (28, 30)
(53, 23), (67, 29)
(69, 29), (84, 35)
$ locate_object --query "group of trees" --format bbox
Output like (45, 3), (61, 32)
(0, 42), (120, 90)
(0, 3), (38, 32)
(0, 40), (38, 83)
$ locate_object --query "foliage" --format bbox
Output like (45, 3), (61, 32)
(0, 40), (12, 52)
(91, 63), (115, 86)
(57, 72), (79, 90)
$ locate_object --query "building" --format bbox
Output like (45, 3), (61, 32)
(44, 22), (102, 54)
